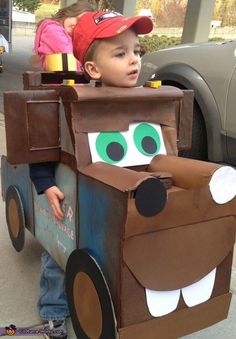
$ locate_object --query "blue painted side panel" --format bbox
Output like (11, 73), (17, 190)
(1, 156), (78, 269)
(34, 163), (78, 270)
(78, 173), (127, 308)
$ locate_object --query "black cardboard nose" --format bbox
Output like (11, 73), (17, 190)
(134, 178), (167, 217)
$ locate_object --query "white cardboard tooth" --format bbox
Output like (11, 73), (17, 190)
(182, 268), (216, 307)
(146, 288), (180, 317)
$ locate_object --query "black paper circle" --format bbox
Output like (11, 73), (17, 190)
(135, 178), (167, 217)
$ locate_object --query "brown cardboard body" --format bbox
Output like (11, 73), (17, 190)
(4, 90), (60, 164)
(3, 73), (236, 338)
(80, 166), (235, 335)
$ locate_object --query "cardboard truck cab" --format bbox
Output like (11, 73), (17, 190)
(1, 72), (236, 339)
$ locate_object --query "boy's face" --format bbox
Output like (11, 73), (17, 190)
(84, 29), (142, 87)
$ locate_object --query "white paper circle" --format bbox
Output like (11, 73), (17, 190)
(209, 166), (236, 204)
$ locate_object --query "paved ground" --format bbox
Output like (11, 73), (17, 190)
(0, 109), (236, 338)
(0, 35), (35, 112)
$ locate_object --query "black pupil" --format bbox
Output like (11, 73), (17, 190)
(106, 142), (124, 161)
(141, 136), (157, 154)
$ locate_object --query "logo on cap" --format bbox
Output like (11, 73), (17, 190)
(116, 25), (128, 34)
(94, 11), (122, 25)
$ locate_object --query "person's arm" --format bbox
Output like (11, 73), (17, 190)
(29, 162), (64, 220)
(44, 186), (64, 221)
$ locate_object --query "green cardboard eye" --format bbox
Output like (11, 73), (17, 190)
(133, 123), (161, 156)
(96, 132), (127, 164)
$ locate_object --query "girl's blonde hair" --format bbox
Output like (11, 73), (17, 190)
(37, 1), (95, 28)
(52, 1), (95, 23)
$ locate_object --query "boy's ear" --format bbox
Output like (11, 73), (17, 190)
(84, 61), (101, 80)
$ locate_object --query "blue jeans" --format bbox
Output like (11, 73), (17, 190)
(38, 251), (69, 321)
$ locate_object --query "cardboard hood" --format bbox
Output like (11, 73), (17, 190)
(125, 185), (236, 239)
(123, 217), (235, 291)
(149, 154), (222, 188)
(80, 162), (157, 192)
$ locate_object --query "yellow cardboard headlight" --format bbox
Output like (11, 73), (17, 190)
(45, 53), (77, 71)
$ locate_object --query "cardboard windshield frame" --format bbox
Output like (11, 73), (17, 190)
(4, 84), (193, 166)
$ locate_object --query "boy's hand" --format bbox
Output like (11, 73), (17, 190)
(45, 186), (65, 221)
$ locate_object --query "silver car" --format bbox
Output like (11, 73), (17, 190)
(139, 40), (236, 165)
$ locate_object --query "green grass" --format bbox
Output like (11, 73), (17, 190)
(140, 35), (181, 54)
(35, 3), (60, 23)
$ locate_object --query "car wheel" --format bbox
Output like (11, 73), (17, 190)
(5, 186), (25, 252)
(66, 249), (117, 339)
(179, 102), (208, 160)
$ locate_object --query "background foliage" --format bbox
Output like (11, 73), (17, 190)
(213, 0), (236, 26)
(136, 0), (236, 27)
(14, 0), (236, 27)
(89, 0), (114, 10)
(13, 0), (42, 12)
(139, 35), (223, 54)
(136, 0), (187, 27)
(13, 0), (234, 53)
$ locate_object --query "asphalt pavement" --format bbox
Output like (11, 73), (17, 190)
(0, 35), (35, 112)
(0, 35), (236, 338)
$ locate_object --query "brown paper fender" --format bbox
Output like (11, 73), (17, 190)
(149, 154), (222, 188)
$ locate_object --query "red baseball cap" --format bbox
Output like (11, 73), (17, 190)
(72, 11), (153, 65)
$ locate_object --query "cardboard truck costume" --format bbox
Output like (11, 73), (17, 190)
(1, 71), (236, 339)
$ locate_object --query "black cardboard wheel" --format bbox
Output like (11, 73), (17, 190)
(66, 250), (117, 339)
(5, 186), (25, 252)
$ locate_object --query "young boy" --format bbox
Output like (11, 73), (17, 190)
(31, 11), (153, 219)
(29, 10), (153, 338)
(73, 11), (153, 88)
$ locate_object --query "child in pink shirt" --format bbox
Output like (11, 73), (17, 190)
(34, 1), (94, 71)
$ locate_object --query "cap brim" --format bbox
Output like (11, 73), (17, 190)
(129, 16), (153, 35)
